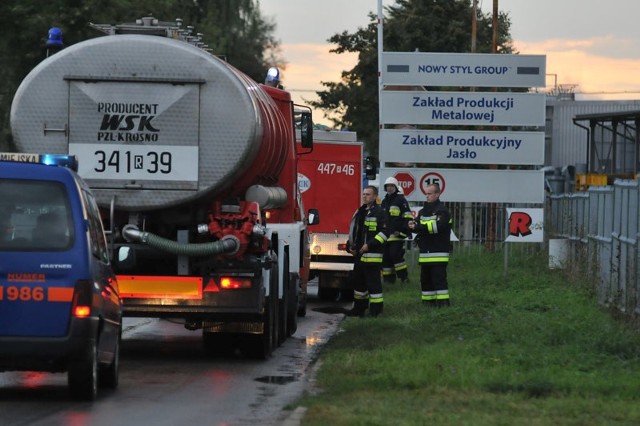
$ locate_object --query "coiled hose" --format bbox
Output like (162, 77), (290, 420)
(122, 226), (239, 257)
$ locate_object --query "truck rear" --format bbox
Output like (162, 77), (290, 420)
(298, 131), (363, 300)
(10, 17), (314, 358)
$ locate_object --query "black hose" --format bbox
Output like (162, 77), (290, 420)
(122, 227), (239, 257)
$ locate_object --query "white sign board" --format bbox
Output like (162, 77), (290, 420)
(380, 129), (544, 165)
(379, 167), (545, 204)
(380, 91), (546, 127)
(381, 52), (546, 88)
(505, 208), (544, 243)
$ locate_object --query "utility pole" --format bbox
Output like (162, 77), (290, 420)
(463, 0), (478, 248)
(471, 0), (477, 53)
(486, 0), (499, 252)
(492, 0), (498, 53)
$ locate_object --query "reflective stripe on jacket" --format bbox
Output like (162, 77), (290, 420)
(414, 199), (452, 262)
(348, 202), (389, 261)
(381, 192), (411, 241)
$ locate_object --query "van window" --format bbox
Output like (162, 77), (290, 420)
(0, 180), (73, 251)
(81, 189), (110, 264)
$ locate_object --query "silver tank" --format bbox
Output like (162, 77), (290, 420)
(11, 32), (285, 211)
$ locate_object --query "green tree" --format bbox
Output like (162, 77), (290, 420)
(0, 0), (280, 150)
(310, 0), (514, 156)
(195, 0), (281, 82)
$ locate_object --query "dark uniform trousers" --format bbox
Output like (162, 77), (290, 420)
(415, 200), (452, 307)
(419, 261), (449, 307)
(383, 240), (408, 283)
(347, 203), (388, 317)
(381, 193), (412, 284)
(352, 256), (384, 316)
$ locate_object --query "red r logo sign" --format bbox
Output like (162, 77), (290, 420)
(508, 212), (532, 237)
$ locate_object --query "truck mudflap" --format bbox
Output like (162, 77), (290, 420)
(202, 321), (264, 334)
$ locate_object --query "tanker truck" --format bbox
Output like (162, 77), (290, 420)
(10, 17), (317, 358)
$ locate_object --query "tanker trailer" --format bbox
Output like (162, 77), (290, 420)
(10, 17), (317, 358)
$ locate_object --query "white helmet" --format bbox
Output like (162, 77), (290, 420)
(384, 177), (399, 192)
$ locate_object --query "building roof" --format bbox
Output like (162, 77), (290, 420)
(573, 109), (640, 122)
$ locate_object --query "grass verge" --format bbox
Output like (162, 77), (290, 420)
(295, 247), (640, 426)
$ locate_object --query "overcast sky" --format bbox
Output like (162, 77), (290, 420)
(259, 0), (640, 125)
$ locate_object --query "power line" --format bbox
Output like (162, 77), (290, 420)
(286, 89), (318, 93)
(289, 87), (640, 96)
(577, 90), (640, 95)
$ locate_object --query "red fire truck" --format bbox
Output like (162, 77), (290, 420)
(297, 131), (363, 300)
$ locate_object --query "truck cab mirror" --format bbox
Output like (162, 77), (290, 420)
(115, 245), (136, 271)
(365, 156), (378, 180)
(307, 208), (320, 225)
(299, 111), (313, 149)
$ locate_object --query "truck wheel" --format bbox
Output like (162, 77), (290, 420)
(297, 292), (307, 317)
(248, 256), (277, 359)
(318, 287), (341, 301)
(278, 252), (293, 343)
(68, 340), (98, 401)
(287, 272), (299, 336)
(98, 332), (120, 389)
(270, 256), (280, 351)
(203, 332), (235, 357)
(278, 286), (288, 345)
(250, 295), (274, 359)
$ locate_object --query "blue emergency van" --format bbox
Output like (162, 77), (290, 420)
(0, 153), (121, 401)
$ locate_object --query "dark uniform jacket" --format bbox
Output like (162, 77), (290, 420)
(348, 203), (389, 263)
(414, 199), (452, 263)
(380, 192), (412, 241)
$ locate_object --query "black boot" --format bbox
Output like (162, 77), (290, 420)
(436, 299), (450, 308)
(422, 299), (437, 308)
(346, 299), (369, 317)
(397, 271), (409, 284)
(369, 302), (384, 317)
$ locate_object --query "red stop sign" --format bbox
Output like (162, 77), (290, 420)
(393, 172), (415, 196)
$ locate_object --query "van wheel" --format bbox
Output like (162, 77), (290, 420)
(98, 334), (120, 389)
(68, 340), (98, 401)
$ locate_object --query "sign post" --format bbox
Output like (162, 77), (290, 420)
(381, 52), (546, 87)
(377, 7), (547, 287)
(380, 129), (544, 165)
(378, 51), (547, 205)
(379, 91), (546, 127)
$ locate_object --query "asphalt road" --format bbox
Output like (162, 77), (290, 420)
(0, 283), (348, 426)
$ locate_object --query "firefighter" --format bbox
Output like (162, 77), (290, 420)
(346, 185), (389, 317)
(408, 183), (452, 307)
(380, 177), (413, 284)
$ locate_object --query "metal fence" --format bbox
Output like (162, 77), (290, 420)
(405, 186), (640, 319)
(420, 201), (541, 248)
(405, 201), (544, 265)
(546, 181), (640, 316)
